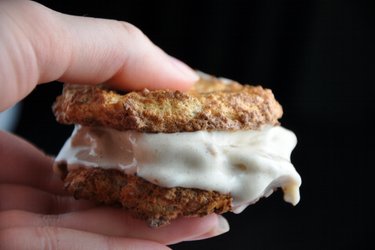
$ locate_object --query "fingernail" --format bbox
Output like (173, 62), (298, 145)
(212, 215), (230, 236)
(168, 56), (199, 83)
(188, 215), (230, 241)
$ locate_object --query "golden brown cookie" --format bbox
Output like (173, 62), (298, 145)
(53, 74), (283, 133)
(55, 162), (232, 227)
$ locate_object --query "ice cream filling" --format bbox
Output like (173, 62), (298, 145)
(56, 125), (301, 213)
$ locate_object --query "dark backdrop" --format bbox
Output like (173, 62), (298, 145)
(14, 0), (373, 249)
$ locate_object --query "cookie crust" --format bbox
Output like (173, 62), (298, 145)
(55, 163), (232, 227)
(53, 75), (283, 133)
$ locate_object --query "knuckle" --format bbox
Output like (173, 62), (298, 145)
(39, 213), (62, 228)
(50, 194), (63, 214)
(0, 227), (61, 250)
(117, 21), (146, 40)
(35, 226), (60, 250)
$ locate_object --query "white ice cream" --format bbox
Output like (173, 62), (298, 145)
(56, 125), (301, 212)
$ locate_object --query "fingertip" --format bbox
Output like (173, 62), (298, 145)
(166, 55), (199, 89)
(182, 215), (230, 241)
(186, 215), (230, 241)
(161, 214), (230, 245)
(107, 51), (198, 92)
(104, 28), (198, 92)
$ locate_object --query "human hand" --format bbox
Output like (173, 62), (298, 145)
(0, 1), (229, 249)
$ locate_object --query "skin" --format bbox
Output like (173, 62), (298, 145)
(0, 1), (229, 249)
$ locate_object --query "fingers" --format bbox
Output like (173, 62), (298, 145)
(0, 131), (66, 195)
(0, 184), (95, 214)
(0, 209), (229, 245)
(0, 227), (170, 250)
(0, 1), (198, 111)
(0, 131), (230, 244)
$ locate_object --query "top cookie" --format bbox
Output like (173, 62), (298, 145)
(53, 74), (283, 133)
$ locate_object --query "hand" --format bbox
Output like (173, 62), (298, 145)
(0, 1), (229, 249)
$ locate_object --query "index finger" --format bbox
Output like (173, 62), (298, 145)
(0, 131), (64, 195)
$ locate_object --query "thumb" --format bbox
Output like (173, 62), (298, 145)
(56, 13), (198, 90)
(0, 1), (198, 111)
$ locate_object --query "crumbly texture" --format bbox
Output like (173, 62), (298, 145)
(53, 74), (283, 133)
(55, 162), (232, 227)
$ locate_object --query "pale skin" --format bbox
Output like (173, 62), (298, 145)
(0, 1), (229, 249)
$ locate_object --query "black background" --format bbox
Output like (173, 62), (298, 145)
(12, 0), (373, 249)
